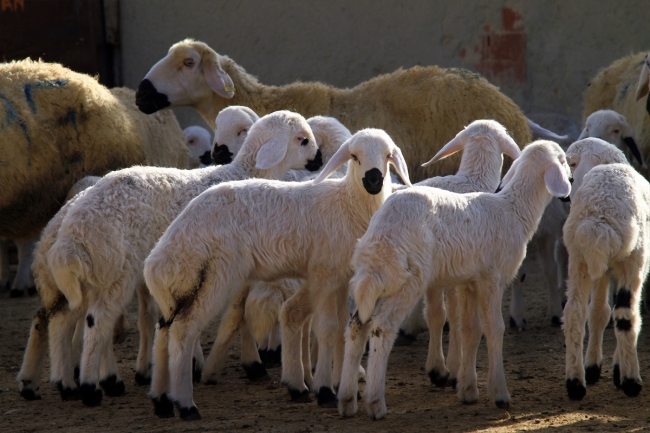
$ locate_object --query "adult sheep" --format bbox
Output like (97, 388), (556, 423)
(0, 59), (189, 295)
(135, 39), (531, 182)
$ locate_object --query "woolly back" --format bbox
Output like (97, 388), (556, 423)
(566, 138), (629, 197)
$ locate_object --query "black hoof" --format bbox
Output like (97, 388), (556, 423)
(316, 386), (337, 408)
(100, 375), (125, 397)
(621, 378), (642, 397)
(258, 348), (269, 365)
(585, 364), (601, 385)
(177, 404), (201, 421)
(427, 369), (449, 387)
(56, 382), (80, 401)
(288, 387), (312, 402)
(9, 288), (25, 298)
(265, 346), (282, 368)
(20, 387), (41, 401)
(448, 377), (457, 389)
(566, 378), (586, 400)
(80, 383), (103, 407)
(613, 364), (621, 389)
(394, 329), (416, 346)
(135, 371), (151, 386)
(27, 286), (37, 296)
(495, 400), (510, 409)
(551, 316), (562, 327)
(243, 361), (270, 382)
(152, 394), (175, 418)
(192, 358), (202, 383)
(74, 367), (80, 384)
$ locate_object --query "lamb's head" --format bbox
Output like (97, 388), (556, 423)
(136, 39), (234, 114)
(235, 110), (321, 177)
(307, 116), (352, 166)
(635, 52), (650, 107)
(183, 126), (212, 168)
(579, 110), (645, 168)
(212, 106), (260, 165)
(312, 128), (412, 195)
(566, 137), (628, 199)
(499, 140), (571, 200)
(421, 119), (521, 167)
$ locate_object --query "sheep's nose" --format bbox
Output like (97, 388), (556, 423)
(305, 149), (323, 172)
(362, 168), (384, 195)
(199, 150), (213, 166)
(212, 144), (233, 165)
(135, 79), (170, 114)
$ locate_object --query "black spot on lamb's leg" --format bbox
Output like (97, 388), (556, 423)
(427, 369), (449, 387)
(615, 288), (632, 309)
(565, 378), (586, 400)
(615, 318), (632, 331)
(152, 393), (175, 418)
(551, 316), (562, 327)
(288, 387), (312, 403)
(100, 374), (125, 397)
(176, 403), (201, 421)
(192, 358), (202, 383)
(80, 382), (103, 406)
(243, 361), (270, 382)
(585, 364), (601, 385)
(613, 364), (621, 389)
(394, 329), (416, 346)
(9, 288), (25, 298)
(621, 378), (643, 397)
(316, 386), (338, 408)
(86, 314), (94, 328)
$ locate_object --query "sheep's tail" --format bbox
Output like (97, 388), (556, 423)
(577, 221), (623, 280)
(245, 284), (284, 344)
(143, 251), (180, 322)
(47, 239), (92, 311)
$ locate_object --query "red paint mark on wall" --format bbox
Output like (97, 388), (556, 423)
(477, 7), (526, 87)
(1, 0), (24, 12)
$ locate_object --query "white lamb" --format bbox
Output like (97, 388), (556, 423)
(337, 140), (571, 419)
(38, 111), (321, 407)
(143, 128), (411, 420)
(562, 138), (649, 400)
(210, 105), (259, 165)
(183, 126), (213, 168)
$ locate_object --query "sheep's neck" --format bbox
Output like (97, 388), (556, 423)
(340, 170), (392, 224)
(502, 167), (553, 238)
(230, 150), (288, 180)
(455, 142), (504, 192)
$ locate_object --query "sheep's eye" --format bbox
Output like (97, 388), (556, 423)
(301, 138), (309, 146)
(569, 163), (576, 168)
(613, 129), (620, 134)
(183, 59), (195, 67)
(188, 140), (195, 144)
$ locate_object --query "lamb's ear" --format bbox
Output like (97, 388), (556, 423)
(496, 157), (521, 192)
(635, 57), (650, 101)
(544, 162), (571, 198)
(203, 56), (235, 99)
(312, 140), (351, 184)
(498, 133), (522, 161)
(421, 134), (465, 167)
(389, 146), (413, 187)
(578, 127), (588, 140)
(255, 136), (288, 169)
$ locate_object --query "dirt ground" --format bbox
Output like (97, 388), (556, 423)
(2, 252), (650, 433)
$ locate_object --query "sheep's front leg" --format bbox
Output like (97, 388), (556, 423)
(17, 308), (49, 400)
(612, 272), (643, 397)
(311, 291), (341, 407)
(333, 284), (351, 389)
(424, 286), (448, 386)
(446, 286), (462, 388)
(280, 285), (313, 402)
(301, 318), (313, 388)
(338, 312), (371, 418)
(135, 284), (158, 385)
(563, 261), (591, 400)
(240, 321), (269, 381)
(584, 275), (611, 384)
(508, 266), (527, 330)
(456, 287), (482, 405)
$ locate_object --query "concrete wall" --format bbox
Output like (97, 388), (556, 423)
(121, 0), (650, 133)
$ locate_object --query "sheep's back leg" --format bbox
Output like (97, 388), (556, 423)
(150, 324), (174, 418)
(135, 284), (158, 385)
(49, 304), (85, 401)
(301, 318), (313, 388)
(333, 285), (351, 389)
(17, 308), (49, 400)
(539, 235), (563, 325)
(240, 320), (269, 382)
(424, 286), (448, 387)
(446, 286), (462, 388)
(456, 287), (482, 405)
(584, 274), (611, 384)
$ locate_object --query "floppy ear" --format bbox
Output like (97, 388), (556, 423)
(498, 133), (522, 161)
(389, 146), (413, 187)
(312, 139), (351, 184)
(544, 162), (571, 198)
(255, 136), (288, 169)
(203, 56), (235, 99)
(578, 127), (588, 140)
(421, 134), (465, 167)
(635, 57), (650, 101)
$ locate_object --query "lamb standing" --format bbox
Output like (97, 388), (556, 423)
(337, 141), (571, 419)
(562, 139), (648, 400)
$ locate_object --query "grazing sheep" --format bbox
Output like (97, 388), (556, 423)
(563, 139), (649, 400)
(24, 111), (320, 407)
(143, 129), (411, 420)
(135, 39), (532, 182)
(183, 126), (213, 168)
(579, 110), (646, 168)
(337, 141), (571, 419)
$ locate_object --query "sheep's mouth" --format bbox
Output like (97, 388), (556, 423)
(199, 151), (213, 166)
(305, 149), (323, 172)
(212, 144), (233, 165)
(135, 79), (170, 114)
(362, 168), (384, 195)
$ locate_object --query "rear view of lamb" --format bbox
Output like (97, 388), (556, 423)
(135, 39), (533, 182)
(337, 140), (571, 419)
(183, 126), (213, 168)
(563, 139), (649, 400)
(144, 128), (411, 420)
(24, 111), (321, 407)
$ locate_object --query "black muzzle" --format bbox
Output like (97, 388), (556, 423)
(135, 79), (170, 114)
(199, 150), (213, 166)
(305, 149), (323, 172)
(211, 144), (233, 165)
(362, 168), (384, 195)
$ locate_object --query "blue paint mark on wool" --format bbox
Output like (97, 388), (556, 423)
(23, 79), (68, 113)
(0, 92), (31, 144)
(619, 84), (629, 101)
(65, 108), (77, 129)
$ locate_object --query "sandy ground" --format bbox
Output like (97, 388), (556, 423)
(2, 252), (650, 433)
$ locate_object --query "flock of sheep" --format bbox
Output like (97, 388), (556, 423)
(2, 38), (650, 422)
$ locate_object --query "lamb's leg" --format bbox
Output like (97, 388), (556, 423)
(71, 316), (84, 382)
(311, 291), (341, 407)
(395, 297), (424, 345)
(338, 312), (371, 418)
(456, 287), (482, 405)
(363, 280), (424, 420)
(476, 282), (510, 408)
(98, 338), (125, 397)
(240, 321), (269, 382)
(301, 318), (313, 388)
(10, 238), (37, 297)
(563, 261), (591, 400)
(508, 266), (528, 330)
(612, 273), (643, 397)
(193, 340), (205, 383)
(135, 284), (158, 385)
(150, 324), (174, 418)
(554, 237), (569, 321)
(280, 285), (313, 402)
(584, 275), (611, 384)
(424, 286), (448, 386)
(266, 323), (283, 367)
(333, 285), (350, 389)
(446, 286), (462, 388)
(49, 305), (84, 401)
(540, 235), (563, 326)
(17, 308), (49, 400)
